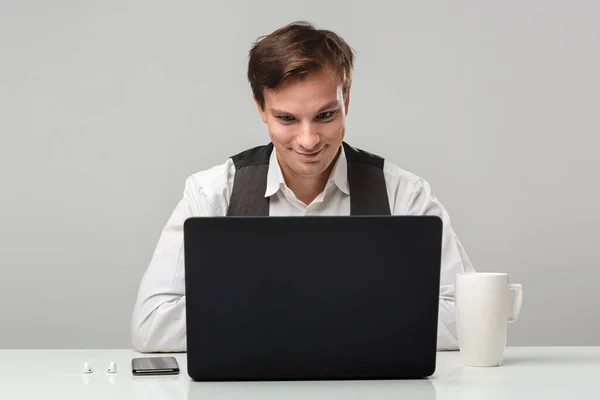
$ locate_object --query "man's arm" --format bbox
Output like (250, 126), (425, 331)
(131, 162), (233, 352)
(392, 174), (476, 351)
(130, 163), (234, 352)
(130, 192), (191, 353)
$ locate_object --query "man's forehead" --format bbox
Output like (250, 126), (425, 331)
(264, 81), (344, 113)
(268, 98), (341, 114)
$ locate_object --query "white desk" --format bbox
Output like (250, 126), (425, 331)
(1, 347), (598, 399)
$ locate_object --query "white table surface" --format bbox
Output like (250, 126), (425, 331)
(1, 347), (598, 399)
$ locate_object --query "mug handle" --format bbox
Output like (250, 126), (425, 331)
(508, 283), (523, 323)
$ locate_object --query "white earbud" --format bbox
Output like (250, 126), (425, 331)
(83, 362), (93, 374)
(107, 361), (117, 373)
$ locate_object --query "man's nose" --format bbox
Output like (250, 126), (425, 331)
(296, 123), (320, 150)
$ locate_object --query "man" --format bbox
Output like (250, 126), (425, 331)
(131, 21), (475, 353)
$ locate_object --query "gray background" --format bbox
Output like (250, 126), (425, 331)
(1, 0), (598, 349)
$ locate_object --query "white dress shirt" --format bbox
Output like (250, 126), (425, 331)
(131, 145), (476, 353)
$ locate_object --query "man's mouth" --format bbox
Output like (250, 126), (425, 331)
(295, 147), (325, 158)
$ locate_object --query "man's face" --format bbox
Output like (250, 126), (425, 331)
(255, 67), (349, 180)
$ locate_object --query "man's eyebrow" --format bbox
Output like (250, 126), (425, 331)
(316, 100), (341, 113)
(270, 100), (341, 116)
(270, 107), (292, 115)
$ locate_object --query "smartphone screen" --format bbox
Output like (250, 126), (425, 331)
(131, 356), (180, 375)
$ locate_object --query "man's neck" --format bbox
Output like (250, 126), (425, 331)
(278, 152), (340, 206)
(285, 172), (330, 206)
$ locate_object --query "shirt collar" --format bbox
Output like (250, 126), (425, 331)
(264, 145), (350, 197)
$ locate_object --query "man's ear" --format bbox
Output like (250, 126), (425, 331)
(344, 87), (351, 117)
(253, 94), (268, 124)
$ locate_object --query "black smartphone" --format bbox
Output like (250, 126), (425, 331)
(131, 356), (180, 376)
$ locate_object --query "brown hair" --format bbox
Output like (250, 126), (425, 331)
(247, 21), (356, 110)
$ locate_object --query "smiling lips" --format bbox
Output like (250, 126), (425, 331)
(295, 147), (325, 160)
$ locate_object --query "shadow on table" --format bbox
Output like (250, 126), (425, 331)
(187, 378), (436, 400)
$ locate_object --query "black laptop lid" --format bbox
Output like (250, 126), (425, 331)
(184, 215), (443, 381)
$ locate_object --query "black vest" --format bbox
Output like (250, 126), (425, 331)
(226, 142), (391, 216)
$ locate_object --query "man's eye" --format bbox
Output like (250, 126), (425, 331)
(278, 116), (295, 122)
(317, 111), (335, 119)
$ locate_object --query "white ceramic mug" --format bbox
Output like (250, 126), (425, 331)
(455, 272), (523, 367)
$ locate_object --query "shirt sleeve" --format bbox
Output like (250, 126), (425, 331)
(392, 176), (476, 351)
(130, 164), (232, 352)
(130, 187), (192, 352)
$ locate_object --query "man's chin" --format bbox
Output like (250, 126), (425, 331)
(291, 164), (328, 178)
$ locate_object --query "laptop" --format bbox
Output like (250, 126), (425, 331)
(183, 215), (443, 381)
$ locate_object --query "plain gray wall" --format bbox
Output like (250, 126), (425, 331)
(1, 0), (599, 348)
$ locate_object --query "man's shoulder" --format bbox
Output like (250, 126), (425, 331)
(186, 158), (234, 186)
(345, 144), (420, 184)
(180, 143), (271, 213)
(380, 158), (431, 209)
(381, 159), (421, 186)
(184, 143), (272, 189)
(344, 142), (426, 194)
(346, 143), (427, 204)
(230, 143), (273, 166)
(181, 158), (236, 214)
